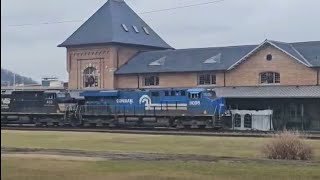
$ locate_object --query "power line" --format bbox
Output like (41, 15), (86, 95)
(5, 0), (227, 27)
(140, 0), (226, 14)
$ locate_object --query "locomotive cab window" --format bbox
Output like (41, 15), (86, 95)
(188, 93), (201, 99)
(45, 94), (56, 100)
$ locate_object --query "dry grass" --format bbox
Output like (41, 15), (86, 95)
(2, 130), (320, 160)
(2, 130), (320, 180)
(2, 156), (320, 180)
(262, 131), (313, 160)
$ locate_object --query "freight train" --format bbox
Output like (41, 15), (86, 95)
(1, 88), (228, 128)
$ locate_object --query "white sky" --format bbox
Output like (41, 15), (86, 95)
(1, 0), (320, 81)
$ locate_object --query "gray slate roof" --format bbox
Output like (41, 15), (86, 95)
(116, 45), (256, 74)
(268, 40), (311, 66)
(292, 41), (320, 67)
(214, 86), (320, 98)
(116, 40), (320, 74)
(58, 0), (172, 49)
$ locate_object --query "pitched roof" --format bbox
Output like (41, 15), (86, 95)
(268, 40), (312, 66)
(116, 45), (256, 74)
(228, 40), (315, 70)
(214, 86), (320, 98)
(291, 41), (320, 67)
(116, 40), (320, 74)
(58, 0), (172, 49)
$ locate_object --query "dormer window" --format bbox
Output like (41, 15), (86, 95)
(121, 24), (129, 32)
(203, 53), (221, 64)
(143, 27), (150, 35)
(149, 56), (166, 66)
(133, 26), (139, 33)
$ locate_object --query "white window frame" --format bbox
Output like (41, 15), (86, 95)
(143, 75), (159, 87)
(198, 73), (217, 86)
(259, 72), (280, 85)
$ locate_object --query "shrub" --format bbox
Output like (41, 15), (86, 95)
(262, 131), (313, 160)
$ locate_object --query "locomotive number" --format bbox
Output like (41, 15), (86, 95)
(1, 98), (11, 105)
(1, 98), (11, 109)
(189, 101), (201, 106)
(46, 100), (54, 104)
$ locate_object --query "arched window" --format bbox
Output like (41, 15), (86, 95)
(234, 114), (241, 128)
(83, 67), (99, 88)
(260, 72), (280, 84)
(244, 114), (252, 128)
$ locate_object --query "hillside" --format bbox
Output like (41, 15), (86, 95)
(1, 68), (38, 86)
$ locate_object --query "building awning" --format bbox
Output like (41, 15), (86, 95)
(214, 86), (320, 98)
(80, 90), (119, 97)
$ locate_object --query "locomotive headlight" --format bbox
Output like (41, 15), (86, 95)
(203, 110), (207, 115)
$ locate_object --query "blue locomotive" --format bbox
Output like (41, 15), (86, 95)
(1, 88), (227, 128)
(79, 88), (226, 128)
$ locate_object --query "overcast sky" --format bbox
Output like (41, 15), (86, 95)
(1, 0), (320, 82)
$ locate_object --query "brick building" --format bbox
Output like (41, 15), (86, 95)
(59, 0), (320, 130)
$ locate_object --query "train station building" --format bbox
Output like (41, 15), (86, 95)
(58, 0), (320, 130)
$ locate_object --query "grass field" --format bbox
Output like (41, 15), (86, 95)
(2, 130), (320, 180)
(2, 130), (320, 159)
(2, 156), (320, 180)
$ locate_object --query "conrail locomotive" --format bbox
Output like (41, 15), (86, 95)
(1, 88), (227, 128)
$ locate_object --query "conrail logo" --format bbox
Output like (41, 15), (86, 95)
(139, 95), (151, 105)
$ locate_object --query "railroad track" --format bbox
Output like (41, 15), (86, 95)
(2, 126), (320, 139)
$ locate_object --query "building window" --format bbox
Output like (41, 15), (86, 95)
(143, 27), (150, 35)
(198, 74), (216, 85)
(83, 67), (99, 88)
(234, 114), (241, 128)
(244, 114), (252, 128)
(121, 24), (129, 32)
(266, 54), (273, 61)
(132, 25), (139, 33)
(144, 75), (159, 86)
(260, 72), (280, 84)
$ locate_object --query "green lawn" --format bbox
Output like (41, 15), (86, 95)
(2, 130), (320, 160)
(2, 156), (320, 180)
(2, 130), (320, 180)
